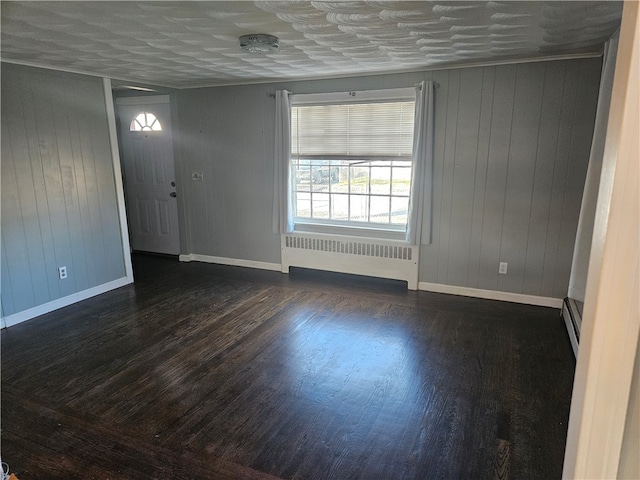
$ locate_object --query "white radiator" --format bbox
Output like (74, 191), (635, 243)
(281, 233), (419, 290)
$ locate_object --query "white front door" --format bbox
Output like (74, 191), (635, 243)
(116, 96), (180, 255)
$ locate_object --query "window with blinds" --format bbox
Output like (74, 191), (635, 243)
(290, 90), (415, 231)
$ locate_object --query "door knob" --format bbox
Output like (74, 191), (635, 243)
(170, 192), (177, 198)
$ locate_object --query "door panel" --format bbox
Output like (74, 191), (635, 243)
(116, 97), (180, 255)
(156, 199), (172, 235)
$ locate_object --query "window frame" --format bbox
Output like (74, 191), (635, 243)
(289, 88), (416, 239)
(129, 111), (163, 132)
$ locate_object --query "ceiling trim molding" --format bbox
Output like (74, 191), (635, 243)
(179, 51), (604, 89)
(0, 58), (177, 90)
(2, 50), (603, 91)
(115, 95), (170, 106)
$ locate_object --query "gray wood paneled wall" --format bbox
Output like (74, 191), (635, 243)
(173, 58), (600, 299)
(1, 64), (126, 317)
(0, 58), (600, 318)
(423, 60), (601, 298)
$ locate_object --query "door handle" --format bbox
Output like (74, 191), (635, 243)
(170, 192), (177, 198)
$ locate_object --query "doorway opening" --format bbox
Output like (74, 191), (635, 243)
(114, 95), (180, 258)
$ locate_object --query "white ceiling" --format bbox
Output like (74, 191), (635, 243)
(1, 1), (622, 89)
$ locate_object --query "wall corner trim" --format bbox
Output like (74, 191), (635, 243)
(179, 253), (282, 272)
(103, 77), (134, 283)
(3, 277), (133, 328)
(418, 282), (563, 308)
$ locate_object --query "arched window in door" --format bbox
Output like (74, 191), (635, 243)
(130, 112), (162, 132)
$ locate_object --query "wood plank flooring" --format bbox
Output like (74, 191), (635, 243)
(1, 254), (576, 479)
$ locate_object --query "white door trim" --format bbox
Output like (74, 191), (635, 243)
(563, 3), (640, 478)
(103, 77), (134, 283)
(116, 98), (180, 255)
(115, 95), (170, 106)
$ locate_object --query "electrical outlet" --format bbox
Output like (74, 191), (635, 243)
(499, 262), (508, 274)
(191, 171), (203, 181)
(58, 266), (67, 279)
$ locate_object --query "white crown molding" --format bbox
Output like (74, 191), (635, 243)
(0, 58), (176, 89)
(2, 51), (602, 91)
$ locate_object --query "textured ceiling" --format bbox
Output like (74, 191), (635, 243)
(1, 1), (622, 88)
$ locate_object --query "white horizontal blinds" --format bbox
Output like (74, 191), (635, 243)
(290, 88), (417, 232)
(291, 101), (415, 157)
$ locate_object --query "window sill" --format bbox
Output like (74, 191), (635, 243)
(293, 222), (407, 242)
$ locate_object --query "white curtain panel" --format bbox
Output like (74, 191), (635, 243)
(406, 80), (435, 245)
(272, 90), (294, 234)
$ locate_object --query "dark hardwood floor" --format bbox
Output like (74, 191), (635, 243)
(1, 254), (575, 479)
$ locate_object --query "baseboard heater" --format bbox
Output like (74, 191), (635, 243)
(281, 233), (419, 290)
(562, 297), (581, 358)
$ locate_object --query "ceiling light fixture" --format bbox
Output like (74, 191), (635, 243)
(239, 34), (279, 55)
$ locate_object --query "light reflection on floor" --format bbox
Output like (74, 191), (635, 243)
(285, 308), (429, 445)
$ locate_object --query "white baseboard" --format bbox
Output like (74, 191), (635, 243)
(418, 282), (563, 308)
(179, 253), (281, 272)
(3, 276), (133, 328)
(562, 300), (580, 357)
(177, 256), (561, 308)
